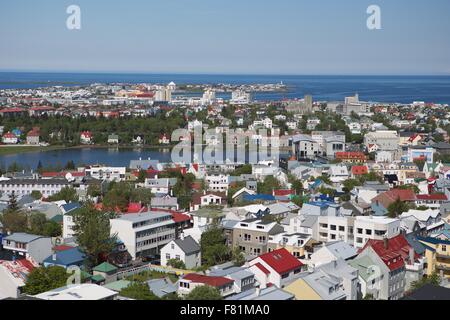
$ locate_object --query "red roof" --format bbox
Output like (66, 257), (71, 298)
(30, 106), (54, 111)
(254, 262), (270, 275)
(53, 245), (75, 252)
(336, 152), (367, 160)
(127, 203), (144, 213)
(171, 212), (191, 223)
(42, 171), (85, 178)
(273, 189), (295, 196)
(3, 132), (17, 138)
(80, 131), (93, 138)
(0, 107), (26, 113)
(361, 234), (419, 271)
(352, 166), (369, 175)
(253, 248), (303, 274)
(416, 194), (447, 201)
(182, 273), (234, 287)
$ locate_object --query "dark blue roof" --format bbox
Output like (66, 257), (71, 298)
(61, 202), (81, 213)
(243, 194), (276, 201)
(43, 247), (86, 267)
(417, 236), (450, 245)
(405, 234), (426, 256)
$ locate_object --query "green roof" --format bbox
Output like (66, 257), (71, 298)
(50, 214), (63, 223)
(91, 274), (105, 282)
(349, 256), (380, 282)
(93, 262), (117, 273)
(191, 207), (225, 218)
(104, 280), (131, 292)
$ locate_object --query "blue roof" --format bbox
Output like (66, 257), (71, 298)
(61, 202), (81, 213)
(417, 236), (450, 246)
(43, 247), (86, 267)
(307, 201), (335, 208)
(243, 194), (276, 201)
(309, 179), (323, 190)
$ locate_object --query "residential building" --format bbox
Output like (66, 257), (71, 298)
(232, 218), (284, 257)
(110, 211), (176, 259)
(160, 234), (201, 269)
(248, 248), (304, 288)
(2, 233), (52, 264)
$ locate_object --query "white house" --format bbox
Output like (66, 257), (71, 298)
(248, 248), (304, 289)
(2, 132), (18, 144)
(80, 131), (93, 145)
(84, 166), (126, 182)
(160, 234), (201, 269)
(353, 216), (401, 249)
(2, 233), (52, 264)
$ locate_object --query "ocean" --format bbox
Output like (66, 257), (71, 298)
(1, 72), (450, 104)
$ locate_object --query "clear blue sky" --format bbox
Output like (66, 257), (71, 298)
(1, 0), (449, 75)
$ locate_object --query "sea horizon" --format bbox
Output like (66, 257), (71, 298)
(1, 71), (450, 104)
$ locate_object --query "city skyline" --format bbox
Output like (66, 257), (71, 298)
(1, 0), (450, 75)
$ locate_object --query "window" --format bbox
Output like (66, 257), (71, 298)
(339, 226), (345, 232)
(442, 245), (447, 252)
(175, 255), (180, 260)
(330, 225), (336, 231)
(357, 228), (363, 234)
(171, 244), (175, 250)
(244, 234), (251, 241)
(166, 254), (171, 259)
(366, 229), (372, 235)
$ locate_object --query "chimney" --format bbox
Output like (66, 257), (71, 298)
(409, 247), (414, 264)
(180, 232), (185, 240)
(52, 252), (57, 261)
(255, 287), (261, 297)
(383, 237), (388, 250)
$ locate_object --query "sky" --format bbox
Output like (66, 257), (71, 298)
(0, 0), (450, 75)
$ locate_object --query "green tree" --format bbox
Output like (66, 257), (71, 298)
(47, 187), (78, 202)
(257, 176), (281, 195)
(87, 184), (102, 198)
(0, 210), (28, 233)
(119, 282), (160, 300)
(231, 247), (246, 267)
(387, 197), (411, 218)
(102, 181), (133, 212)
(71, 204), (117, 268)
(137, 170), (147, 183)
(7, 191), (19, 212)
(29, 212), (48, 235)
(167, 259), (186, 270)
(185, 285), (223, 300)
(30, 190), (43, 200)
(23, 266), (69, 295)
(200, 225), (230, 266)
(130, 188), (153, 205)
(410, 272), (441, 291)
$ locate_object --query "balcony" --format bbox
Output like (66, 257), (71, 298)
(435, 263), (450, 272)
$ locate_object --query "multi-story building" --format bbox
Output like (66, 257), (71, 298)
(110, 211), (176, 259)
(364, 131), (400, 151)
(353, 216), (401, 249)
(0, 179), (71, 196)
(232, 218), (284, 257)
(418, 236), (450, 279)
(2, 233), (52, 264)
(84, 166), (126, 181)
(267, 233), (313, 259)
(205, 173), (230, 192)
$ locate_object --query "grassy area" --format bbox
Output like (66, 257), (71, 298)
(126, 270), (179, 283)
